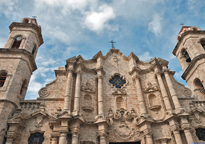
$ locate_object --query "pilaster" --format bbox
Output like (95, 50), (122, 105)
(72, 69), (82, 116)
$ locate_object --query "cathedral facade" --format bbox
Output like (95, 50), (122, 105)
(0, 18), (205, 144)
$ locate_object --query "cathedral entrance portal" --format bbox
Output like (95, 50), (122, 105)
(110, 142), (141, 144)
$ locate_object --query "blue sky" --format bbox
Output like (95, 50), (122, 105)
(0, 0), (205, 99)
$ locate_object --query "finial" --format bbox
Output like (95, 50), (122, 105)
(32, 16), (37, 19)
(109, 40), (116, 49)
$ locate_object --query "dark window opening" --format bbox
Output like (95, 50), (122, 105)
(32, 45), (36, 54)
(182, 49), (191, 62)
(109, 75), (126, 88)
(28, 132), (44, 144)
(11, 36), (22, 49)
(201, 43), (205, 50)
(194, 78), (205, 93)
(0, 72), (7, 87)
(196, 128), (205, 141)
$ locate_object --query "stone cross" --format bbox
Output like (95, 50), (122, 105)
(109, 40), (116, 48)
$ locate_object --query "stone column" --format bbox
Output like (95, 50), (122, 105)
(173, 131), (183, 144)
(98, 76), (104, 116)
(184, 129), (194, 144)
(155, 72), (172, 112)
(164, 71), (181, 109)
(73, 71), (81, 115)
(71, 128), (80, 144)
(5, 132), (15, 144)
(181, 117), (194, 144)
(133, 72), (147, 116)
(98, 130), (107, 144)
(51, 137), (58, 144)
(59, 132), (67, 144)
(64, 70), (73, 113)
(146, 135), (154, 144)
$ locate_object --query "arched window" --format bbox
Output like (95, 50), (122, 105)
(0, 71), (7, 87)
(32, 45), (36, 55)
(182, 49), (191, 62)
(28, 132), (44, 144)
(11, 36), (22, 49)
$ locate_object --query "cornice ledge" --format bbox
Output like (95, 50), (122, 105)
(128, 66), (141, 75)
(9, 22), (44, 46)
(0, 48), (37, 71)
(96, 66), (105, 74)
(66, 56), (76, 64)
(55, 70), (66, 77)
(93, 51), (103, 60)
(173, 31), (205, 55)
(127, 52), (139, 61)
(182, 54), (205, 80)
(75, 62), (97, 74)
(158, 58), (169, 66)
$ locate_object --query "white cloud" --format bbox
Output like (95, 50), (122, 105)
(174, 70), (183, 80)
(148, 14), (163, 36)
(85, 5), (115, 32)
(138, 51), (152, 61)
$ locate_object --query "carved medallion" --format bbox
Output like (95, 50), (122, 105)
(38, 87), (50, 98)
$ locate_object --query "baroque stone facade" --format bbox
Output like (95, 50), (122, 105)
(0, 18), (205, 144)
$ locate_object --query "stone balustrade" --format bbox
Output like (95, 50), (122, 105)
(190, 100), (205, 109)
(20, 100), (41, 110)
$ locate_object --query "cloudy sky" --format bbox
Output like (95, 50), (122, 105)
(0, 0), (205, 99)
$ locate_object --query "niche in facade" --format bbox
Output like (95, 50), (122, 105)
(148, 94), (161, 111)
(116, 96), (126, 110)
(82, 94), (93, 112)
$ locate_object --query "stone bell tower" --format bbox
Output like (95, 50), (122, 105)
(0, 17), (43, 143)
(173, 26), (205, 100)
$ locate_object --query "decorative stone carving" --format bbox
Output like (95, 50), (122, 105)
(148, 94), (161, 111)
(107, 108), (138, 124)
(38, 87), (50, 98)
(35, 115), (44, 128)
(81, 81), (95, 93)
(143, 81), (159, 93)
(112, 88), (126, 95)
(183, 88), (192, 97)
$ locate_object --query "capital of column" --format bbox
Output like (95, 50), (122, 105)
(131, 71), (140, 80)
(76, 70), (82, 75)
(97, 130), (108, 138)
(71, 128), (80, 137)
(67, 69), (74, 74)
(181, 123), (191, 131)
(97, 75), (103, 80)
(169, 124), (180, 132)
